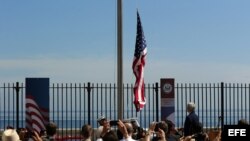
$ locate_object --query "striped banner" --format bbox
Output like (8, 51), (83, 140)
(25, 78), (49, 133)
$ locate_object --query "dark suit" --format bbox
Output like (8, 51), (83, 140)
(183, 111), (199, 136)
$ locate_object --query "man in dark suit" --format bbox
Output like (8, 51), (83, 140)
(183, 102), (199, 137)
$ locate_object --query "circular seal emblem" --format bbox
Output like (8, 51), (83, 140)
(162, 83), (173, 94)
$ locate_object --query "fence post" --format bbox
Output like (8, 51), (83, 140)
(15, 82), (20, 129)
(87, 82), (91, 125)
(155, 82), (159, 122)
(221, 82), (224, 130)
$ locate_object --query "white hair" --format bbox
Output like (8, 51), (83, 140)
(187, 102), (195, 112)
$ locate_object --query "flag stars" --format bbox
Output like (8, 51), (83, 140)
(133, 11), (147, 112)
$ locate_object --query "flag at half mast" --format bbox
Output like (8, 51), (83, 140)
(132, 10), (147, 112)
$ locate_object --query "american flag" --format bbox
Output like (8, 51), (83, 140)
(132, 11), (147, 112)
(26, 95), (49, 133)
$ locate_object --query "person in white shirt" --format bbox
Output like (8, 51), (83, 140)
(117, 120), (138, 141)
(96, 115), (107, 139)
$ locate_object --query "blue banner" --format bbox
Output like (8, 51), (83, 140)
(161, 78), (175, 123)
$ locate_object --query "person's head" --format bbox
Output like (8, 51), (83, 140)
(124, 122), (134, 135)
(156, 121), (168, 134)
(153, 121), (168, 140)
(45, 122), (57, 136)
(97, 115), (106, 126)
(17, 128), (28, 141)
(102, 130), (119, 141)
(81, 124), (93, 139)
(165, 120), (174, 133)
(187, 102), (195, 113)
(131, 120), (140, 129)
(238, 119), (249, 125)
(2, 129), (20, 141)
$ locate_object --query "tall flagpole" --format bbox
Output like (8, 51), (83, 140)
(117, 0), (124, 119)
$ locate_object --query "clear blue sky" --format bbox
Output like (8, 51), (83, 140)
(1, 0), (250, 84)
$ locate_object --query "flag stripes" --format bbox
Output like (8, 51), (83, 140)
(133, 11), (147, 112)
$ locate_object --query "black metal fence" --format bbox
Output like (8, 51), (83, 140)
(0, 82), (250, 135)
